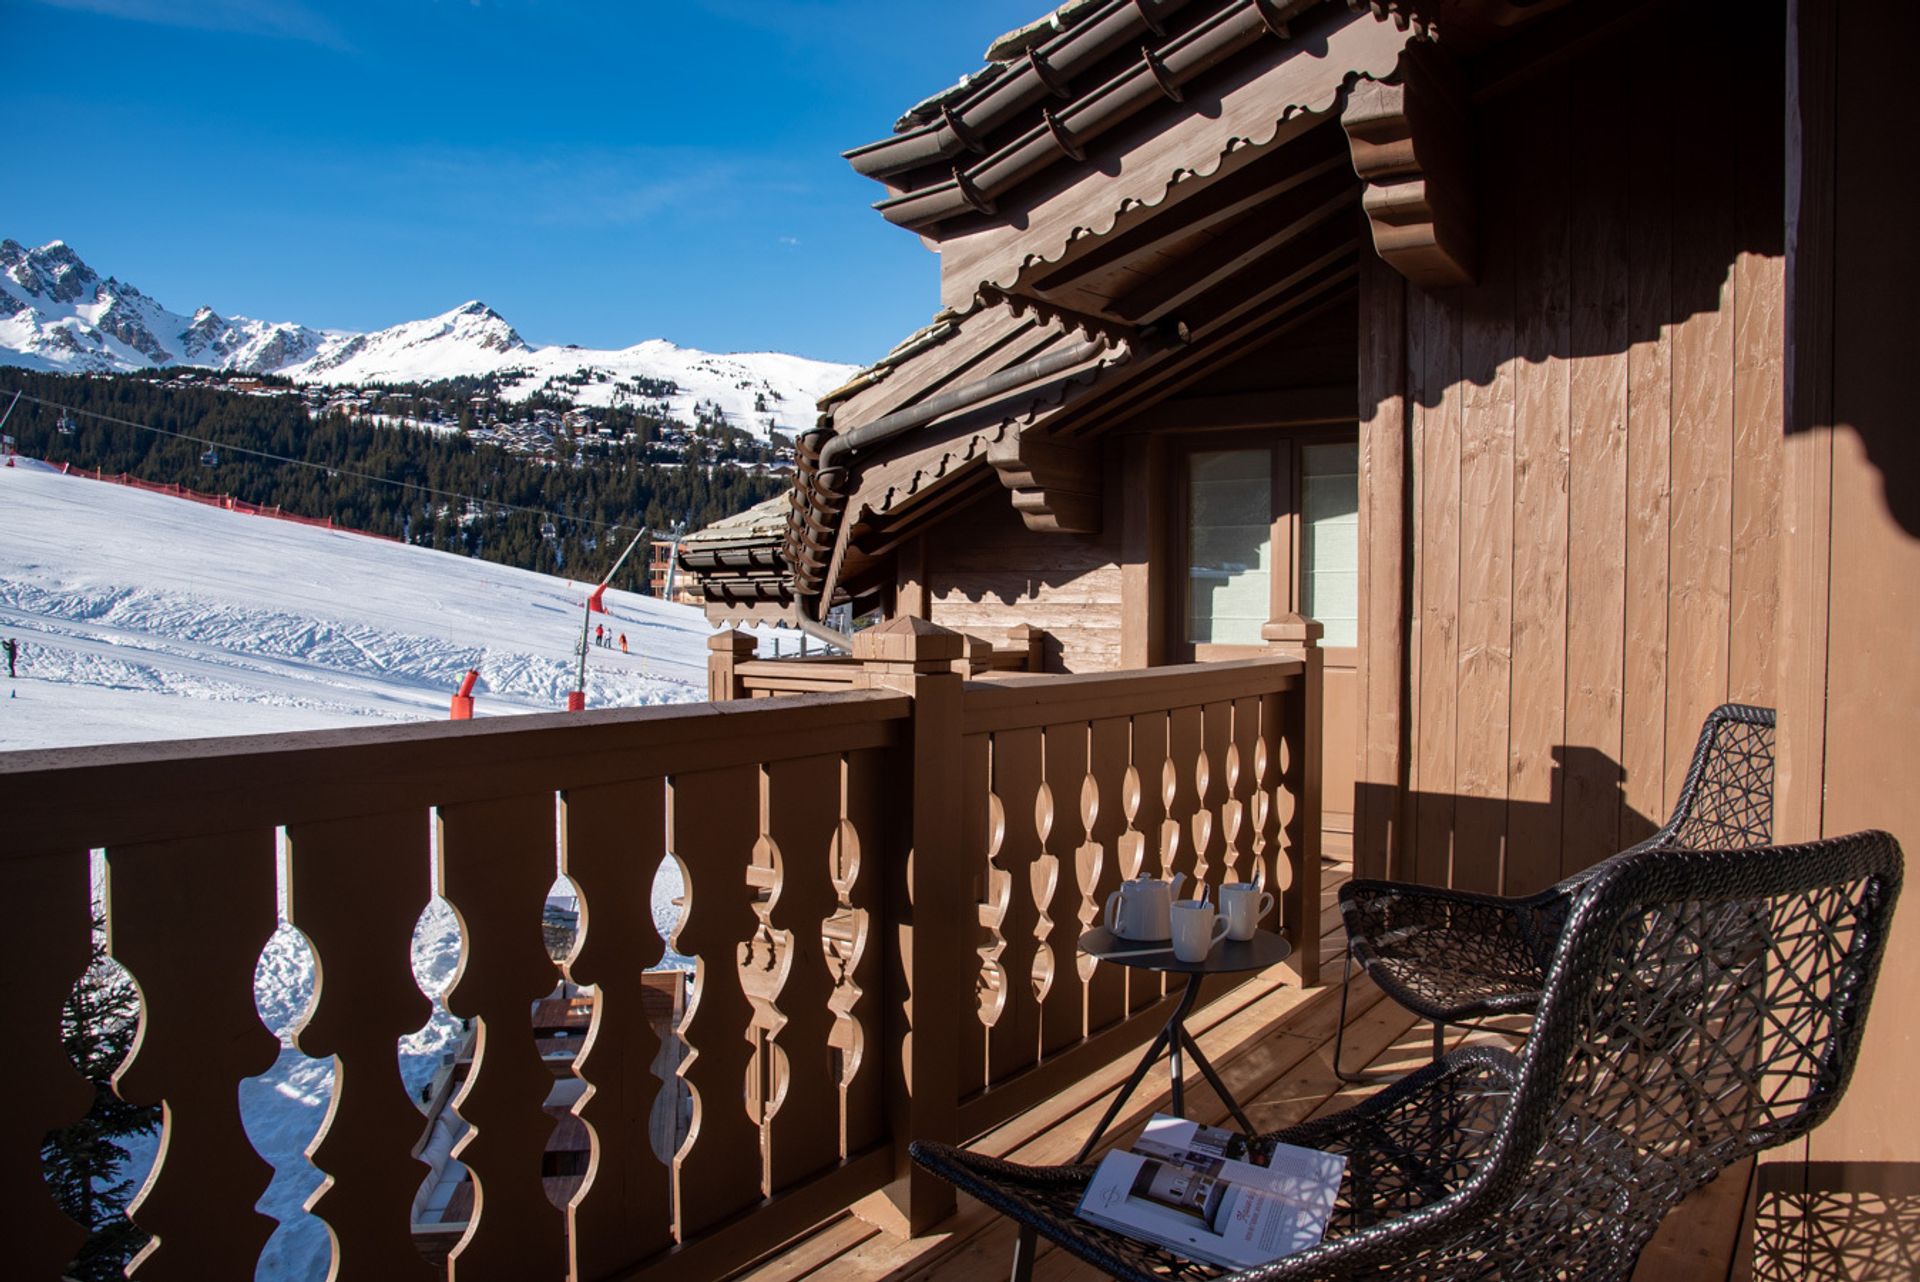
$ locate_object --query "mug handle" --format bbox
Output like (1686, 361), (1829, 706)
(1209, 915), (1231, 946)
(1104, 889), (1123, 934)
(1256, 891), (1275, 921)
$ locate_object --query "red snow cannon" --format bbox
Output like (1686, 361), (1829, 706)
(566, 690), (586, 713)
(450, 669), (479, 720)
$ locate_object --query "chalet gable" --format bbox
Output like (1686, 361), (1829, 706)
(686, 0), (1580, 626)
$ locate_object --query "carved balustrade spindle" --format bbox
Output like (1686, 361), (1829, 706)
(1039, 722), (1088, 1053)
(437, 795), (568, 1280)
(829, 752), (885, 1157)
(1227, 695), (1263, 886)
(1130, 711), (1172, 1007)
(1166, 706), (1204, 892)
(108, 831), (281, 1280)
(559, 778), (672, 1277)
(4, 849), (94, 1280)
(286, 812), (437, 1279)
(762, 754), (844, 1193)
(667, 766), (764, 1237)
(1083, 716), (1131, 1032)
(962, 733), (1001, 1102)
(989, 728), (1043, 1079)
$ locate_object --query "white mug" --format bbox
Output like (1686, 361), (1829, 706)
(1218, 882), (1275, 942)
(1169, 900), (1230, 963)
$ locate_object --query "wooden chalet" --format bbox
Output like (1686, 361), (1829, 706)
(685, 0), (1920, 1272)
(3, 1), (1915, 1281)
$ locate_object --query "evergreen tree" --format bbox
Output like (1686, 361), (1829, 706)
(41, 916), (160, 1281)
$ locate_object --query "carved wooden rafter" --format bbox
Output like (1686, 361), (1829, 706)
(986, 429), (1102, 534)
(1341, 43), (1476, 288)
(975, 284), (1138, 347)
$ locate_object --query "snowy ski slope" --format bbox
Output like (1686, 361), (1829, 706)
(0, 456), (725, 749)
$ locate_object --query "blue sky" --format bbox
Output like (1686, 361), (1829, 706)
(3, 0), (1046, 364)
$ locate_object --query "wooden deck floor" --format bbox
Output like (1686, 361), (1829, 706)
(736, 858), (1752, 1282)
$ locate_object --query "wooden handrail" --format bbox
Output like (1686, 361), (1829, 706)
(0, 690), (911, 854)
(961, 656), (1302, 733)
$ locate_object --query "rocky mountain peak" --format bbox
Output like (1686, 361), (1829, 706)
(3, 238), (102, 305)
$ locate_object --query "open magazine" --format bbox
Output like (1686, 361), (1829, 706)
(1074, 1114), (1345, 1270)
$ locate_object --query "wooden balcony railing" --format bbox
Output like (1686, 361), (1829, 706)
(1, 616), (1320, 1282)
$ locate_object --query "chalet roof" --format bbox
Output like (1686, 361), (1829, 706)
(844, 0), (1410, 240)
(688, 0), (1432, 625)
(679, 493), (791, 548)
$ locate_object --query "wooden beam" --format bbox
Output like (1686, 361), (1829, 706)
(1342, 42), (1477, 288)
(1109, 175), (1357, 324)
(1128, 384), (1354, 432)
(985, 430), (1102, 534)
(1026, 136), (1351, 299)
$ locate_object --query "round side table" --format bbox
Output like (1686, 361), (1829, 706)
(1071, 926), (1292, 1163)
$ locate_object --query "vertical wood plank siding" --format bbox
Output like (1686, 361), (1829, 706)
(1358, 6), (1787, 893)
(1562, 53), (1631, 881)
(1793, 0), (1920, 1173)
(1354, 251), (1408, 881)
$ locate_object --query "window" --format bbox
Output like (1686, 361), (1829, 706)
(1186, 448), (1274, 646)
(1172, 429), (1357, 657)
(1301, 442), (1358, 647)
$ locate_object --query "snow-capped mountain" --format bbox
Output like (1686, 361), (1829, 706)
(0, 239), (856, 437)
(0, 239), (328, 374)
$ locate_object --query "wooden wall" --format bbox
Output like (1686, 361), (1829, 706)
(1779, 0), (1920, 1191)
(1354, 3), (1787, 892)
(922, 475), (1127, 674)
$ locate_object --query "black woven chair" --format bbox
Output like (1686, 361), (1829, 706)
(911, 831), (1902, 1281)
(1332, 702), (1776, 1081)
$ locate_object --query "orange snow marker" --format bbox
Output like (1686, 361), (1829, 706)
(566, 690), (586, 712)
(450, 669), (479, 720)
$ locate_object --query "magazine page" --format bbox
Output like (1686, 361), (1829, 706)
(1075, 1115), (1345, 1270)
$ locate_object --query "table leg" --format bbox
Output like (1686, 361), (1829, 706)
(1179, 1027), (1255, 1136)
(1070, 975), (1207, 1162)
(1072, 1021), (1173, 1165)
(1165, 974), (1204, 1118)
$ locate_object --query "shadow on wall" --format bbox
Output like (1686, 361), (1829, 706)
(1752, 1162), (1920, 1281)
(1352, 745), (1662, 894)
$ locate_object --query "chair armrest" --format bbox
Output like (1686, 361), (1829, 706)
(1339, 882), (1552, 1019)
(1339, 880), (1537, 962)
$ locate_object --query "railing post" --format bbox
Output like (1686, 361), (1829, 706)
(852, 616), (968, 1235)
(706, 628), (755, 701)
(1264, 613), (1324, 987)
(1005, 623), (1046, 672)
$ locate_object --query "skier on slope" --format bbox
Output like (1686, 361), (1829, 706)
(3, 637), (15, 679)
(619, 633), (628, 654)
(594, 623), (605, 649)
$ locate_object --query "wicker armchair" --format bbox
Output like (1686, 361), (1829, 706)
(1332, 702), (1776, 1080)
(911, 831), (1902, 1282)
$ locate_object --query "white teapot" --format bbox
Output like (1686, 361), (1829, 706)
(1103, 874), (1188, 941)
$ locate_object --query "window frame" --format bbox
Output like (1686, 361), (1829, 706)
(1167, 425), (1358, 663)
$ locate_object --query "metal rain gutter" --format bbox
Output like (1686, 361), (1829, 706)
(813, 336), (1115, 491)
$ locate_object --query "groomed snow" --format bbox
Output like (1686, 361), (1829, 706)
(0, 456), (719, 749)
(1, 457), (753, 1278)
